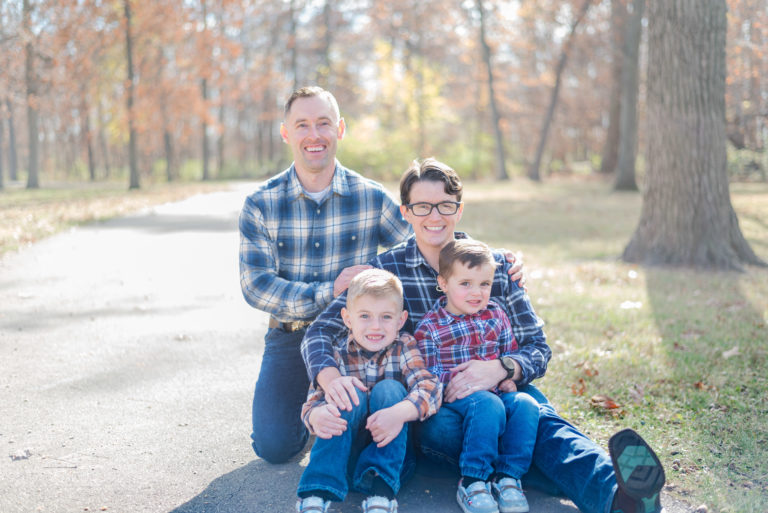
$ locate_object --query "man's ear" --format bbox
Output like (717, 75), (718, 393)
(398, 310), (408, 330)
(279, 123), (288, 143)
(337, 117), (346, 140)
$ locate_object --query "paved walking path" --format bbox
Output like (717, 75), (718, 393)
(0, 184), (692, 513)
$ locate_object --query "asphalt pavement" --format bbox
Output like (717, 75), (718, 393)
(0, 183), (694, 513)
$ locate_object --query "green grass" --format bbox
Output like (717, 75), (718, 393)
(460, 178), (768, 512)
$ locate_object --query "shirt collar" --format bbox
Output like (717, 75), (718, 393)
(435, 295), (498, 326)
(286, 161), (350, 202)
(404, 231), (470, 269)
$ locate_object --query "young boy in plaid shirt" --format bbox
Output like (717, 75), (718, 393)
(296, 269), (441, 513)
(414, 239), (539, 513)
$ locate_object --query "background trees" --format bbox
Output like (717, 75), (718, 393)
(0, 0), (764, 189)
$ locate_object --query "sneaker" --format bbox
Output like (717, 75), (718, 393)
(296, 496), (330, 513)
(361, 495), (398, 512)
(608, 428), (666, 513)
(491, 477), (529, 513)
(456, 479), (499, 513)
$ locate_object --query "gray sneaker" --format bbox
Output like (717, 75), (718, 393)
(491, 477), (529, 513)
(296, 496), (330, 513)
(362, 495), (398, 512)
(456, 479), (499, 513)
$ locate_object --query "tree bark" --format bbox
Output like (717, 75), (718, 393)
(599, 0), (627, 175)
(623, 0), (765, 270)
(7, 99), (18, 181)
(0, 104), (4, 190)
(123, 0), (140, 189)
(24, 0), (39, 189)
(476, 0), (508, 180)
(613, 0), (644, 191)
(529, 0), (591, 181)
(200, 0), (210, 181)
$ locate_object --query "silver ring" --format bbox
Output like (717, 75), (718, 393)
(465, 384), (472, 390)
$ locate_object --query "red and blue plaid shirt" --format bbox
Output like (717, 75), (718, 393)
(413, 298), (518, 385)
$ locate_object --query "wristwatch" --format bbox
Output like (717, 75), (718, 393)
(500, 356), (517, 380)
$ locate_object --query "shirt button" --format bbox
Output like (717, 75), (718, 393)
(351, 235), (356, 241)
(278, 242), (284, 247)
(313, 272), (318, 277)
(316, 209), (321, 214)
(314, 242), (320, 248)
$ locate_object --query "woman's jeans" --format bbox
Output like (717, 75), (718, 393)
(417, 384), (618, 513)
(251, 327), (310, 463)
(297, 380), (415, 501)
(443, 390), (539, 481)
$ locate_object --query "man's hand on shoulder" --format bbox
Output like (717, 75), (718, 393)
(502, 249), (526, 290)
(333, 264), (373, 297)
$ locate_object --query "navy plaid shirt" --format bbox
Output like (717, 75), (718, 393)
(239, 162), (411, 322)
(302, 232), (550, 386)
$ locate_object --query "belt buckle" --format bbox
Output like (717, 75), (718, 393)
(284, 320), (310, 332)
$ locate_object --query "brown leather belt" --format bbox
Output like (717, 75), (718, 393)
(269, 317), (312, 333)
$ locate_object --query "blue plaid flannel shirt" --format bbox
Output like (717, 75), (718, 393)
(302, 232), (551, 386)
(239, 162), (411, 322)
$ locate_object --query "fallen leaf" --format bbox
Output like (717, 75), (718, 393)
(590, 394), (620, 409)
(571, 378), (586, 396)
(628, 384), (645, 404)
(721, 346), (739, 359)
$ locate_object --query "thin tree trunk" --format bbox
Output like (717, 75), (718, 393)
(289, 0), (299, 90)
(0, 106), (4, 190)
(623, 0), (765, 270)
(529, 0), (592, 181)
(613, 0), (644, 191)
(476, 0), (508, 180)
(599, 0), (627, 175)
(7, 99), (18, 181)
(81, 92), (96, 181)
(123, 0), (140, 189)
(24, 0), (39, 189)
(217, 102), (224, 176)
(200, 0), (210, 181)
(97, 97), (111, 178)
(317, 0), (333, 88)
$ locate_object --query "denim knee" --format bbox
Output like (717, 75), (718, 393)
(369, 379), (407, 410)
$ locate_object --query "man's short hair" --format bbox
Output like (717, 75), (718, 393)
(438, 239), (497, 279)
(399, 157), (463, 205)
(347, 269), (404, 312)
(284, 86), (340, 120)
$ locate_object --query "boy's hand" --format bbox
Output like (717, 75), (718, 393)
(323, 375), (368, 411)
(308, 403), (347, 439)
(498, 378), (517, 393)
(366, 406), (407, 448)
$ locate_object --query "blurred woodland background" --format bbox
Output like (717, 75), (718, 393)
(1, 0), (766, 188)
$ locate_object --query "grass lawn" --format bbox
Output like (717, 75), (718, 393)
(2, 176), (766, 511)
(459, 178), (768, 512)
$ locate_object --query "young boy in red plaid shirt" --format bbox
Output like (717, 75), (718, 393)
(414, 239), (539, 513)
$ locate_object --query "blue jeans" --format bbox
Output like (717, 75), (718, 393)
(417, 384), (618, 513)
(251, 327), (309, 463)
(443, 390), (539, 481)
(298, 380), (415, 501)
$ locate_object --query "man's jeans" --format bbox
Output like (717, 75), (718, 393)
(251, 327), (309, 463)
(417, 384), (618, 513)
(298, 380), (414, 501)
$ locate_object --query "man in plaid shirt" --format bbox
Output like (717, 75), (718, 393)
(302, 158), (666, 513)
(296, 269), (439, 513)
(238, 86), (411, 464)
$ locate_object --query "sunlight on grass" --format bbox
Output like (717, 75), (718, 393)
(461, 178), (768, 512)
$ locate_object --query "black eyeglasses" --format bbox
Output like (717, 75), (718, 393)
(405, 201), (461, 216)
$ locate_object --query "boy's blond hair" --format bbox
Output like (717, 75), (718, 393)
(438, 239), (497, 279)
(347, 269), (404, 311)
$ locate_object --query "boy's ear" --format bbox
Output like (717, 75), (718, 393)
(398, 309), (408, 330)
(436, 275), (447, 292)
(341, 307), (352, 329)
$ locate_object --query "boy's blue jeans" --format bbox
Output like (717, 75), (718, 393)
(417, 383), (618, 513)
(443, 390), (539, 481)
(298, 379), (415, 502)
(251, 327), (310, 463)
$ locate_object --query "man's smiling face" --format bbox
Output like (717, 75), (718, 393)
(280, 95), (344, 177)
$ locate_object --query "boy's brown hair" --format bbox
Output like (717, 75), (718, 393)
(438, 239), (497, 279)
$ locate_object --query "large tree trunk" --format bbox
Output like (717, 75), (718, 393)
(623, 0), (765, 270)
(123, 0), (140, 190)
(599, 0), (627, 175)
(24, 0), (39, 189)
(528, 0), (591, 181)
(613, 0), (644, 191)
(476, 0), (508, 180)
(7, 99), (19, 181)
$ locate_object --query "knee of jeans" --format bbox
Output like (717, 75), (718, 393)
(472, 391), (505, 419)
(503, 392), (541, 417)
(370, 379), (407, 408)
(251, 431), (306, 464)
